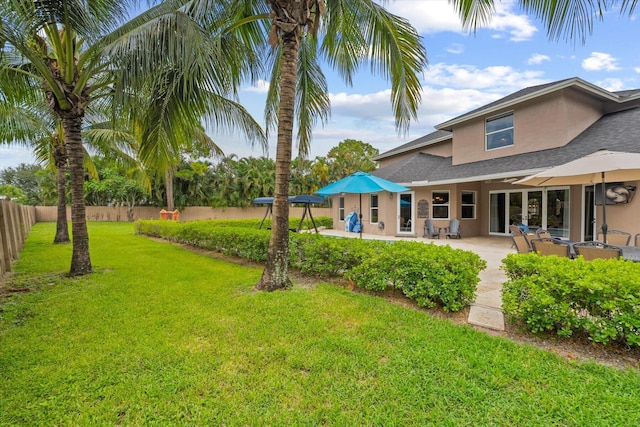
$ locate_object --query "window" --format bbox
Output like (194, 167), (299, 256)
(339, 197), (345, 221)
(486, 112), (514, 150)
(370, 194), (379, 223)
(432, 191), (449, 219)
(461, 191), (476, 219)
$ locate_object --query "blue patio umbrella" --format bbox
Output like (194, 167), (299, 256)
(315, 171), (410, 238)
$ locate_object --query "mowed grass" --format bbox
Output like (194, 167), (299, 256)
(1, 223), (639, 426)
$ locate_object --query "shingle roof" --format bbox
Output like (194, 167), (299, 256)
(373, 130), (451, 160)
(372, 107), (640, 185)
(436, 77), (622, 131)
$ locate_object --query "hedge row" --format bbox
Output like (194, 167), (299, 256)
(502, 253), (640, 346)
(135, 220), (486, 312)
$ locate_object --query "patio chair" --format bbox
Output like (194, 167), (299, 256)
(573, 242), (622, 261)
(512, 234), (530, 254)
(509, 224), (524, 235)
(597, 229), (631, 246)
(535, 229), (552, 239)
(442, 218), (461, 239)
(530, 237), (570, 258)
(423, 219), (440, 239)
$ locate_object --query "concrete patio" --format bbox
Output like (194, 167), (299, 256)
(318, 229), (514, 331)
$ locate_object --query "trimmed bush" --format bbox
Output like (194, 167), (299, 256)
(136, 220), (486, 312)
(347, 241), (486, 312)
(502, 253), (640, 346)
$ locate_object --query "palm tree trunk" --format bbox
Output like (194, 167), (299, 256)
(63, 115), (92, 276)
(53, 141), (70, 244)
(256, 32), (299, 291)
(165, 169), (174, 211)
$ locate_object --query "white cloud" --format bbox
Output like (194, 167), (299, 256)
(596, 78), (625, 92)
(0, 148), (37, 170)
(582, 52), (621, 71)
(384, 0), (538, 41)
(243, 79), (270, 94)
(635, 67), (640, 74)
(446, 43), (464, 54)
(528, 54), (551, 65)
(422, 63), (547, 92)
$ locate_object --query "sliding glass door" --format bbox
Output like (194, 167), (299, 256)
(490, 188), (569, 238)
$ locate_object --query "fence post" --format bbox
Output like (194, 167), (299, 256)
(8, 202), (20, 257)
(0, 201), (14, 274)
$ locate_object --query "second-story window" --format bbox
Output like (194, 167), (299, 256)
(486, 112), (514, 150)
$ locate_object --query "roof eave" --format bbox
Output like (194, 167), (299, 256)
(399, 168), (549, 187)
(373, 134), (452, 161)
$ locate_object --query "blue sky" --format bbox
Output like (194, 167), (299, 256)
(2, 0), (639, 170)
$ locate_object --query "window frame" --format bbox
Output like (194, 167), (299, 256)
(486, 112), (514, 151)
(432, 190), (450, 219)
(369, 193), (379, 224)
(461, 191), (476, 219)
(339, 196), (345, 221)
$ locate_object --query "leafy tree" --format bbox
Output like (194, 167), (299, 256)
(84, 167), (149, 220)
(326, 139), (379, 179)
(0, 164), (44, 206)
(0, 184), (26, 203)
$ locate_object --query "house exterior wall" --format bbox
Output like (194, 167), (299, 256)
(451, 89), (603, 166)
(324, 180), (640, 241)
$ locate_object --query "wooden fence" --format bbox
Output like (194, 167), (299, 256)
(0, 200), (36, 278)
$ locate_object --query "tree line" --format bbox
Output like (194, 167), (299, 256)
(0, 139), (379, 209)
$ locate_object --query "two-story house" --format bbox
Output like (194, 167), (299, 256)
(328, 77), (640, 241)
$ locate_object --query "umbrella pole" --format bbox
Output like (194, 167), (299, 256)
(359, 193), (363, 239)
(601, 172), (608, 244)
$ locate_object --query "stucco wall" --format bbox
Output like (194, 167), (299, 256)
(35, 206), (331, 223)
(451, 89), (603, 166)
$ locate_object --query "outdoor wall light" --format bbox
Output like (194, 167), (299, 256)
(389, 192), (394, 199)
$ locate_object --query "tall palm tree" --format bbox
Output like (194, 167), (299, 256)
(0, 97), (70, 243)
(227, 1), (427, 290)
(0, 1), (264, 276)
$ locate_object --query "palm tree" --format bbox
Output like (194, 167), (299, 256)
(1, 1), (264, 276)
(0, 97), (70, 243)
(232, 1), (427, 290)
(451, 1), (636, 45)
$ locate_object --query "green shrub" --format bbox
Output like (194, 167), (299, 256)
(261, 216), (333, 231)
(347, 241), (486, 312)
(136, 220), (485, 312)
(289, 234), (384, 277)
(502, 253), (640, 346)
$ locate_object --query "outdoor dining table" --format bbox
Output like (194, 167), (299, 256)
(620, 246), (640, 262)
(561, 240), (640, 262)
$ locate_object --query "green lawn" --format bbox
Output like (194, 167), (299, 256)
(1, 222), (639, 426)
